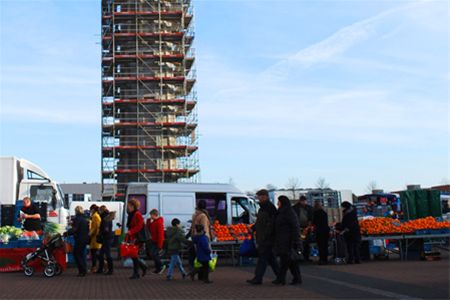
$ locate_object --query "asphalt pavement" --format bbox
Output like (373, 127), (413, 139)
(0, 256), (448, 299)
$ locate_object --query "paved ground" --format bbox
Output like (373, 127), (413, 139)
(0, 257), (449, 299)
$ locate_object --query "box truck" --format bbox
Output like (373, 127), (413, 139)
(123, 183), (258, 229)
(0, 157), (69, 227)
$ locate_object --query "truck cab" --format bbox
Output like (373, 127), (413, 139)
(0, 157), (69, 227)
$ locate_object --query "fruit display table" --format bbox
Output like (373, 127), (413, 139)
(211, 240), (243, 266)
(362, 232), (449, 261)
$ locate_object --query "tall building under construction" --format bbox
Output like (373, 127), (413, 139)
(101, 0), (199, 200)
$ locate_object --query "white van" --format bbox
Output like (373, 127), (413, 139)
(123, 183), (258, 229)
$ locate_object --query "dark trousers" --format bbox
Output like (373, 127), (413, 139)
(147, 242), (162, 271)
(98, 238), (113, 273)
(73, 242), (87, 275)
(191, 260), (210, 282)
(277, 253), (301, 283)
(346, 241), (361, 263)
(90, 249), (98, 268)
(132, 257), (147, 276)
(254, 245), (279, 282)
(316, 233), (329, 263)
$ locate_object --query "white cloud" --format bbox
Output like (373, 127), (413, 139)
(263, 1), (429, 78)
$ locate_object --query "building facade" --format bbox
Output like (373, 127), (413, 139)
(101, 0), (199, 200)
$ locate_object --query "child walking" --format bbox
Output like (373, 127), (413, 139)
(166, 218), (187, 280)
(190, 224), (213, 284)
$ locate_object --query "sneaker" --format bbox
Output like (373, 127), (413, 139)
(129, 273), (140, 279)
(166, 276), (172, 281)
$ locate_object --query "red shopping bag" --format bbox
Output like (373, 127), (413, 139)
(120, 243), (139, 258)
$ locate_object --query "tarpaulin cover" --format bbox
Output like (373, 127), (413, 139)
(401, 190), (442, 220)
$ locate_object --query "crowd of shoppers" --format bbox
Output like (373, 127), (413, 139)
(65, 190), (361, 285)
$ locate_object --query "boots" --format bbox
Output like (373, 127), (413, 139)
(106, 258), (113, 275)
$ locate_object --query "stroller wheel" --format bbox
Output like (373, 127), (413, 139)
(44, 264), (56, 277)
(23, 266), (34, 277)
(55, 263), (63, 276)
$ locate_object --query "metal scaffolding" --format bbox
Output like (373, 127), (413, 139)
(101, 0), (199, 200)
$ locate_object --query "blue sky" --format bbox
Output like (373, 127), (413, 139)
(0, 0), (448, 195)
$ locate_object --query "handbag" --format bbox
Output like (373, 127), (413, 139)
(120, 243), (139, 258)
(136, 226), (150, 243)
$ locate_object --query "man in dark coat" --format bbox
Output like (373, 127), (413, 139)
(273, 196), (302, 285)
(247, 189), (280, 285)
(292, 196), (313, 261)
(312, 201), (330, 265)
(67, 206), (89, 276)
(341, 201), (362, 264)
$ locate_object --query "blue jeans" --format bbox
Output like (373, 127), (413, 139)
(167, 254), (186, 278)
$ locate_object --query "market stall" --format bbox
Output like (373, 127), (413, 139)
(0, 224), (67, 273)
(359, 216), (450, 261)
(210, 222), (252, 266)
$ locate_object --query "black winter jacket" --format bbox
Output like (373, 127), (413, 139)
(254, 201), (277, 249)
(313, 209), (330, 235)
(69, 214), (89, 245)
(274, 205), (300, 255)
(342, 207), (361, 242)
(100, 211), (115, 241)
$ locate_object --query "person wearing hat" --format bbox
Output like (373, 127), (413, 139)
(247, 189), (279, 285)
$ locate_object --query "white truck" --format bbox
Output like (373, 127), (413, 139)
(123, 183), (258, 229)
(0, 157), (69, 227)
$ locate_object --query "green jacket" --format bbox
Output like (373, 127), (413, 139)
(165, 226), (187, 255)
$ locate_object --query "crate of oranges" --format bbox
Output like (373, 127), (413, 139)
(213, 221), (253, 242)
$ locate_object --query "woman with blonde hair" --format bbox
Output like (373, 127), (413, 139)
(89, 204), (102, 273)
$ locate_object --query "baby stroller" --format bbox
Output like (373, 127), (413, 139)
(21, 233), (65, 277)
(331, 223), (346, 265)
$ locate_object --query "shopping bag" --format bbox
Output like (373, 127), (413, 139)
(120, 243), (139, 258)
(193, 258), (203, 269)
(209, 253), (218, 272)
(239, 236), (258, 257)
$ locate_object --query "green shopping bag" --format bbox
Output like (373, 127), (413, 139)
(209, 254), (218, 272)
(194, 253), (218, 272)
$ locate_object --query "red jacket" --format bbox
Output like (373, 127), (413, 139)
(146, 217), (164, 249)
(127, 211), (144, 241)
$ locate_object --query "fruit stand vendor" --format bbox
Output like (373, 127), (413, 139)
(19, 197), (42, 232)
